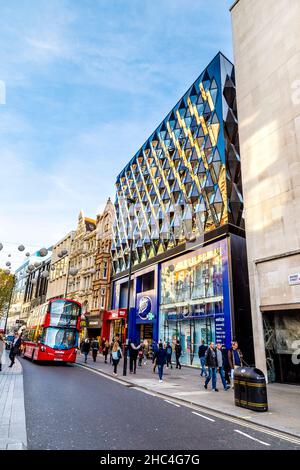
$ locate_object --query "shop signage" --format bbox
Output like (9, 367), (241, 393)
(106, 309), (127, 321)
(288, 273), (300, 285)
(85, 316), (101, 328)
(136, 291), (157, 323)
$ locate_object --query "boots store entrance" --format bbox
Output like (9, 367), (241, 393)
(263, 309), (300, 384)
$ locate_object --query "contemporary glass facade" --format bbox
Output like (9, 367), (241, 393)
(159, 239), (231, 365)
(111, 52), (254, 366)
(111, 52), (243, 275)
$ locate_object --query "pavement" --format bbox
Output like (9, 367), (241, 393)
(76, 352), (300, 438)
(0, 351), (27, 450)
(20, 357), (300, 450)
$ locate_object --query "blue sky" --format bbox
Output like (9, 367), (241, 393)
(0, 0), (233, 270)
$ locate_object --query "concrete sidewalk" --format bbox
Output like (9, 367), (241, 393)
(0, 351), (27, 450)
(77, 352), (300, 438)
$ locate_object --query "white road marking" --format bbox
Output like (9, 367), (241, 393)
(192, 411), (215, 422)
(164, 400), (180, 407)
(234, 429), (271, 446)
(76, 363), (300, 446)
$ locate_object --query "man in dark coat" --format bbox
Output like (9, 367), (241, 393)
(204, 342), (218, 391)
(9, 332), (21, 368)
(154, 342), (167, 383)
(129, 340), (140, 374)
(82, 338), (91, 363)
(198, 340), (208, 377)
(91, 337), (99, 363)
(175, 340), (182, 369)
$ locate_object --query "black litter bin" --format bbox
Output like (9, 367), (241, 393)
(234, 367), (268, 412)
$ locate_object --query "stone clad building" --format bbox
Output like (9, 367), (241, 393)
(90, 198), (114, 337)
(67, 211), (97, 321)
(47, 231), (75, 301)
(231, 0), (300, 383)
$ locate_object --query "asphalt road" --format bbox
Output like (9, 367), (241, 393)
(21, 358), (299, 450)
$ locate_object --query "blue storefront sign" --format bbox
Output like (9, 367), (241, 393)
(136, 291), (157, 324)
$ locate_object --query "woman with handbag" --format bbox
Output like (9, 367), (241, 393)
(111, 341), (122, 376)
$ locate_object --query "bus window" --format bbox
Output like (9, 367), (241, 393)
(42, 327), (78, 350)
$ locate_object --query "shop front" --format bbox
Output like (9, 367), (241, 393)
(102, 308), (127, 345)
(85, 315), (102, 342)
(112, 266), (160, 347)
(159, 238), (232, 367)
(263, 309), (300, 384)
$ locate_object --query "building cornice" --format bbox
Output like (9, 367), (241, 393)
(229, 0), (240, 11)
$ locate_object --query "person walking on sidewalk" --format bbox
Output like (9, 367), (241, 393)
(129, 340), (140, 374)
(152, 341), (158, 373)
(111, 341), (122, 376)
(175, 340), (182, 369)
(8, 331), (21, 368)
(204, 342), (218, 392)
(216, 343), (230, 391)
(82, 338), (90, 364)
(228, 341), (244, 387)
(198, 339), (208, 377)
(102, 339), (110, 364)
(166, 342), (173, 369)
(91, 337), (99, 363)
(154, 342), (167, 383)
(138, 343), (144, 367)
(221, 344), (231, 385)
(109, 340), (114, 364)
(0, 333), (5, 372)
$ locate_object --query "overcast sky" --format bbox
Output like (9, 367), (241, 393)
(0, 0), (233, 270)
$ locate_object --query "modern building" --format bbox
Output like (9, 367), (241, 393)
(47, 231), (75, 301)
(231, 0), (300, 383)
(110, 52), (254, 365)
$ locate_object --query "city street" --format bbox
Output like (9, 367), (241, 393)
(21, 358), (299, 451)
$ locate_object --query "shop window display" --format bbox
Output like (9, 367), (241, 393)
(159, 244), (227, 366)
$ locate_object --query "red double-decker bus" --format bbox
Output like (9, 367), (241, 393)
(22, 298), (81, 363)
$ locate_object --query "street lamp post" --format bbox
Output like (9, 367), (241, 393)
(123, 197), (135, 377)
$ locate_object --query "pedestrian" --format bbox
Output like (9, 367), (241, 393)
(102, 339), (110, 364)
(109, 340), (114, 364)
(82, 338), (90, 364)
(175, 340), (182, 369)
(0, 333), (5, 372)
(111, 341), (122, 376)
(8, 331), (21, 368)
(152, 340), (158, 373)
(91, 337), (99, 363)
(114, 333), (122, 349)
(154, 342), (167, 383)
(138, 344), (144, 367)
(143, 339), (149, 365)
(216, 343), (230, 391)
(198, 339), (208, 377)
(221, 344), (231, 384)
(228, 341), (244, 388)
(129, 340), (140, 374)
(204, 342), (218, 392)
(166, 341), (173, 369)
